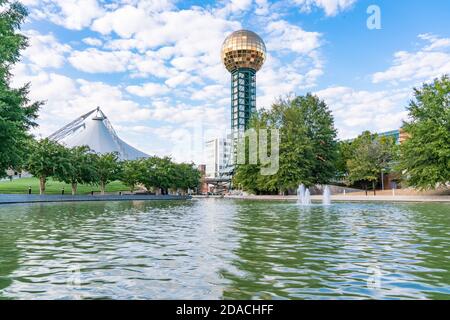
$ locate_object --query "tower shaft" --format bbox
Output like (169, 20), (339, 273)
(231, 68), (256, 131)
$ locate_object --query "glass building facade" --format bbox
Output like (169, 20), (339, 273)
(231, 68), (256, 131)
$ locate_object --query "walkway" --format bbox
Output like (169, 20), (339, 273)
(0, 194), (191, 204)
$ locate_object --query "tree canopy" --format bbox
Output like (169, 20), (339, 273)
(136, 156), (200, 194)
(0, 0), (41, 176)
(55, 146), (98, 194)
(399, 75), (450, 190)
(24, 138), (71, 194)
(92, 152), (121, 195)
(346, 131), (397, 190)
(234, 94), (338, 194)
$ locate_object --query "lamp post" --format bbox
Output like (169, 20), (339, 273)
(381, 168), (385, 191)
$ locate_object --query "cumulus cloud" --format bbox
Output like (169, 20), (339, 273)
(315, 86), (410, 139)
(266, 20), (322, 55)
(82, 37), (103, 47)
(91, 4), (155, 38)
(126, 83), (170, 97)
(29, 0), (104, 30)
(22, 30), (71, 69)
(12, 64), (151, 127)
(15, 0), (364, 162)
(68, 48), (136, 73)
(372, 34), (450, 84)
(293, 0), (357, 16)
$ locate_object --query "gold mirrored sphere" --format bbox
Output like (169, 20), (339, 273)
(221, 30), (266, 73)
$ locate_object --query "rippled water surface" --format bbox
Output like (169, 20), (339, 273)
(0, 199), (449, 299)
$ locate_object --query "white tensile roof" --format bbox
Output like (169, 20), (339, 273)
(48, 107), (149, 160)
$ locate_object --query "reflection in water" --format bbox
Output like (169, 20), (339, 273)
(0, 199), (449, 299)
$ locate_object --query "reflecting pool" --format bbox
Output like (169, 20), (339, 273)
(0, 199), (449, 299)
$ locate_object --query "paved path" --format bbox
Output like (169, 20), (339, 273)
(0, 194), (191, 204)
(223, 195), (450, 203)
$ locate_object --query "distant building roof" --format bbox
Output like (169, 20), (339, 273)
(48, 107), (149, 160)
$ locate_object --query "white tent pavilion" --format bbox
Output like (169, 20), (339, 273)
(49, 107), (149, 160)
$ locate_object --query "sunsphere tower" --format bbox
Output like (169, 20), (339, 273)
(221, 30), (266, 133)
(220, 30), (266, 173)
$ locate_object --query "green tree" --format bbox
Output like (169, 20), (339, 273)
(136, 157), (159, 193)
(173, 163), (201, 193)
(55, 146), (97, 195)
(0, 1), (41, 176)
(399, 75), (450, 190)
(25, 139), (71, 194)
(346, 131), (397, 193)
(92, 152), (121, 195)
(136, 157), (200, 195)
(335, 140), (353, 180)
(138, 156), (175, 194)
(234, 94), (338, 194)
(120, 159), (142, 193)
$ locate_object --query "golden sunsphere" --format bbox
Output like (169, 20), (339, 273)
(221, 30), (266, 73)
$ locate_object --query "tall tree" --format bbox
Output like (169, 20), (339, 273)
(137, 157), (159, 193)
(25, 139), (71, 194)
(0, 0), (41, 176)
(335, 140), (353, 180)
(399, 75), (450, 190)
(92, 152), (121, 195)
(173, 163), (201, 193)
(120, 159), (142, 193)
(135, 157), (200, 194)
(55, 146), (97, 195)
(234, 94), (338, 194)
(139, 156), (176, 195)
(346, 131), (397, 192)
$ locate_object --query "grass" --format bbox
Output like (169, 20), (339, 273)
(0, 177), (129, 195)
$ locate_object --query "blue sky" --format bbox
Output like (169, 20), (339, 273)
(10, 0), (450, 163)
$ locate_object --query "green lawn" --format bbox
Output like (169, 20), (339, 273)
(0, 177), (129, 195)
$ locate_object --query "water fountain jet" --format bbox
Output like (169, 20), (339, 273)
(297, 184), (311, 205)
(323, 185), (331, 205)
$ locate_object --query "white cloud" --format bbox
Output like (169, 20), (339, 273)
(14, 0), (345, 162)
(11, 62), (228, 163)
(255, 0), (270, 15)
(266, 20), (322, 54)
(30, 0), (104, 30)
(372, 34), (450, 84)
(190, 84), (227, 101)
(257, 19), (325, 108)
(93, 6), (239, 55)
(22, 30), (71, 69)
(419, 33), (450, 51)
(91, 5), (155, 38)
(171, 56), (199, 71)
(82, 37), (103, 47)
(126, 83), (170, 97)
(19, 0), (39, 5)
(293, 0), (357, 16)
(315, 86), (410, 139)
(165, 72), (202, 88)
(68, 48), (136, 73)
(11, 64), (153, 136)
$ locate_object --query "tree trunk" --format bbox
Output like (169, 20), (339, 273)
(365, 184), (368, 196)
(71, 183), (77, 195)
(373, 181), (376, 196)
(100, 181), (106, 195)
(39, 176), (46, 195)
